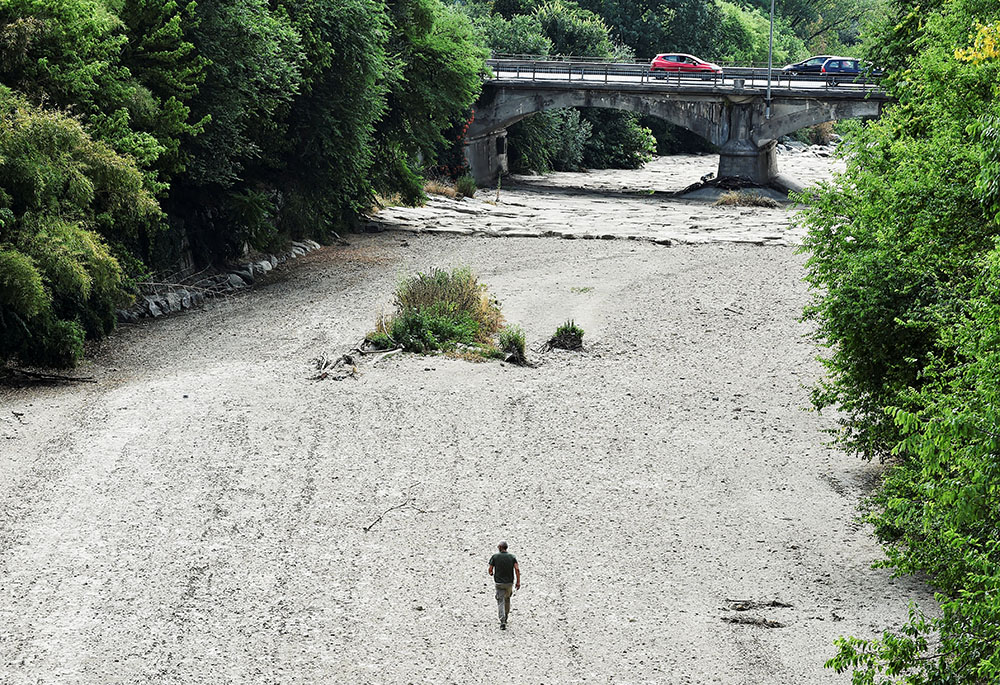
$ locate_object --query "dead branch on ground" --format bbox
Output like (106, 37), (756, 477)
(309, 354), (358, 381)
(363, 484), (429, 532)
(1, 368), (97, 386)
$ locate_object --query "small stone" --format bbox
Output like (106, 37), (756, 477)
(227, 273), (247, 288)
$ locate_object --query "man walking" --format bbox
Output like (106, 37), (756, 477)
(488, 540), (521, 630)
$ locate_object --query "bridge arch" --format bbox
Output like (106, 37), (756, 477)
(755, 98), (882, 145)
(468, 86), (725, 146)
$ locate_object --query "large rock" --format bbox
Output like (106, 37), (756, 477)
(227, 273), (247, 289)
(164, 291), (182, 313)
(144, 296), (164, 317)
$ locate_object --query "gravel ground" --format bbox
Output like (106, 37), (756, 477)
(1, 160), (930, 684)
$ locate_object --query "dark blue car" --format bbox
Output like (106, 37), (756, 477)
(821, 57), (883, 84)
(780, 55), (834, 75)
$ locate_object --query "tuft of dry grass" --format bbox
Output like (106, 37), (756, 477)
(423, 179), (459, 199)
(714, 191), (781, 209)
(372, 192), (405, 210)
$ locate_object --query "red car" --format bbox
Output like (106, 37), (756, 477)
(650, 53), (724, 78)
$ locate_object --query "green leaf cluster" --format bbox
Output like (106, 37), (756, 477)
(797, 0), (1000, 679)
(0, 86), (159, 366)
(366, 266), (506, 354)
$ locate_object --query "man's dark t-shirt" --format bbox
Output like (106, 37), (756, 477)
(489, 551), (518, 584)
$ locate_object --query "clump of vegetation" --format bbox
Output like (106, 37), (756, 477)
(714, 191), (781, 208)
(366, 268), (505, 355)
(423, 179), (459, 199)
(0, 87), (159, 368)
(455, 175), (477, 198)
(543, 320), (584, 351)
(498, 325), (526, 363)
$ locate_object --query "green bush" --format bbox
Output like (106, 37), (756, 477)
(498, 324), (526, 363)
(0, 87), (158, 367)
(547, 320), (584, 350)
(367, 267), (505, 353)
(455, 174), (477, 197)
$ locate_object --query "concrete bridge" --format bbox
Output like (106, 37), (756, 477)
(464, 60), (890, 190)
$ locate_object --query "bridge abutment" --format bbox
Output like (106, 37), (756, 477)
(464, 131), (508, 187)
(718, 140), (777, 184)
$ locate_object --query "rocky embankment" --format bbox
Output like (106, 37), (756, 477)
(117, 240), (323, 323)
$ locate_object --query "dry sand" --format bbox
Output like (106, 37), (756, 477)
(1, 153), (930, 684)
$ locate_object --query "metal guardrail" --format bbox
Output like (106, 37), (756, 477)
(490, 53), (777, 68)
(485, 58), (884, 91)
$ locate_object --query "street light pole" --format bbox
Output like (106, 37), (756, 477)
(766, 0), (775, 119)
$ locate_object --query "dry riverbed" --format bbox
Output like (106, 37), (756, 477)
(1, 153), (929, 684)
(373, 151), (844, 246)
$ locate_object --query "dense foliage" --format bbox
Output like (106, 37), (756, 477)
(0, 0), (486, 366)
(0, 86), (159, 366)
(797, 0), (1000, 679)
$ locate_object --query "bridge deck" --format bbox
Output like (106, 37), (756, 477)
(483, 77), (890, 101)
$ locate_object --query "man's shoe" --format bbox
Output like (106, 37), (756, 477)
(499, 622), (507, 630)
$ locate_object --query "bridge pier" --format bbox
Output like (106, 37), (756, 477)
(717, 100), (777, 184)
(464, 131), (508, 187)
(718, 140), (777, 184)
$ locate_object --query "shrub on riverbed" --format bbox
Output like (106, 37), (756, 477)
(715, 191), (780, 208)
(455, 175), (477, 198)
(366, 267), (505, 354)
(545, 320), (584, 351)
(498, 324), (527, 363)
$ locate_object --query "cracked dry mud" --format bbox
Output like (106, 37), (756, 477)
(1, 153), (932, 684)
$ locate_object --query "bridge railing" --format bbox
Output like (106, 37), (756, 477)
(485, 58), (884, 91)
(491, 53), (775, 67)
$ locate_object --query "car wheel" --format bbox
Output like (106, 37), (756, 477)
(652, 69), (665, 80)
